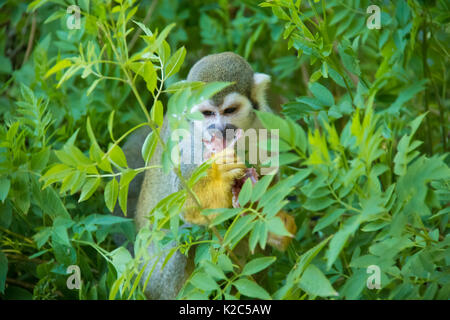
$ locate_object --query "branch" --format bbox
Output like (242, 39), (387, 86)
(22, 13), (37, 66)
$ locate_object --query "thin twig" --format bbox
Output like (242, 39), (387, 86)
(6, 277), (35, 290)
(22, 13), (37, 66)
(422, 11), (433, 155)
(129, 0), (159, 51)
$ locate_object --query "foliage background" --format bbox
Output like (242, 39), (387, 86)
(0, 0), (449, 300)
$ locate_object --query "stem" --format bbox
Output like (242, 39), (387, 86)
(86, 165), (161, 178)
(22, 13), (36, 66)
(421, 11), (433, 155)
(129, 0), (159, 51)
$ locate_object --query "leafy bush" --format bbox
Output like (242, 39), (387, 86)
(0, 0), (448, 300)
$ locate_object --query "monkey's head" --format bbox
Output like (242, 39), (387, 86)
(187, 52), (271, 138)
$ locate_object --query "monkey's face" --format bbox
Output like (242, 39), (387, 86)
(190, 72), (271, 141)
(191, 92), (257, 139)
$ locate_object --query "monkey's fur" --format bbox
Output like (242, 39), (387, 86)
(187, 52), (255, 106)
(115, 52), (284, 299)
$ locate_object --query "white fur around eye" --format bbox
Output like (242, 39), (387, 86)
(190, 100), (215, 114)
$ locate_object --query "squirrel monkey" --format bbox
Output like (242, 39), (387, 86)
(116, 52), (296, 299)
(135, 52), (273, 230)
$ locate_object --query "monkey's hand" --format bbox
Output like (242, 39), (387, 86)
(182, 147), (246, 225)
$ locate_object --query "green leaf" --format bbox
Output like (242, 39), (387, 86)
(202, 261), (227, 280)
(0, 251), (7, 294)
(165, 46), (186, 78)
(44, 59), (72, 78)
(141, 131), (158, 164)
(299, 264), (338, 297)
(31, 177), (71, 219)
(303, 197), (336, 211)
(104, 178), (119, 212)
(313, 208), (346, 233)
(30, 147), (51, 172)
(274, 236), (332, 300)
(210, 208), (240, 226)
(267, 216), (291, 237)
(120, 170), (138, 188)
(143, 23), (176, 53)
(79, 178), (101, 202)
(256, 111), (291, 143)
(224, 214), (254, 246)
(165, 80), (204, 93)
(87, 78), (101, 96)
(0, 178), (11, 202)
(133, 20), (153, 36)
(190, 82), (233, 106)
(151, 101), (164, 127)
(110, 247), (132, 275)
(242, 257), (276, 276)
(33, 228), (52, 249)
(107, 111), (115, 141)
(190, 272), (219, 291)
(0, 201), (12, 228)
(233, 278), (271, 300)
(218, 254), (234, 273)
(326, 216), (360, 269)
(118, 183), (129, 216)
(309, 82), (334, 106)
(238, 178), (253, 207)
(80, 214), (130, 226)
(389, 81), (427, 114)
(251, 175), (274, 202)
(109, 145), (128, 168)
(143, 61), (157, 93)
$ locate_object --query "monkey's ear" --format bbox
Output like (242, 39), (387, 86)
(251, 73), (271, 109)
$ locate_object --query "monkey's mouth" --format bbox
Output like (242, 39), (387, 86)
(202, 128), (243, 158)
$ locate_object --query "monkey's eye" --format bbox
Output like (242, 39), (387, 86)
(223, 106), (238, 114)
(202, 110), (215, 117)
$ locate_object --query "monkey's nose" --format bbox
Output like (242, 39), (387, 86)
(207, 123), (238, 140)
(222, 124), (237, 135)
